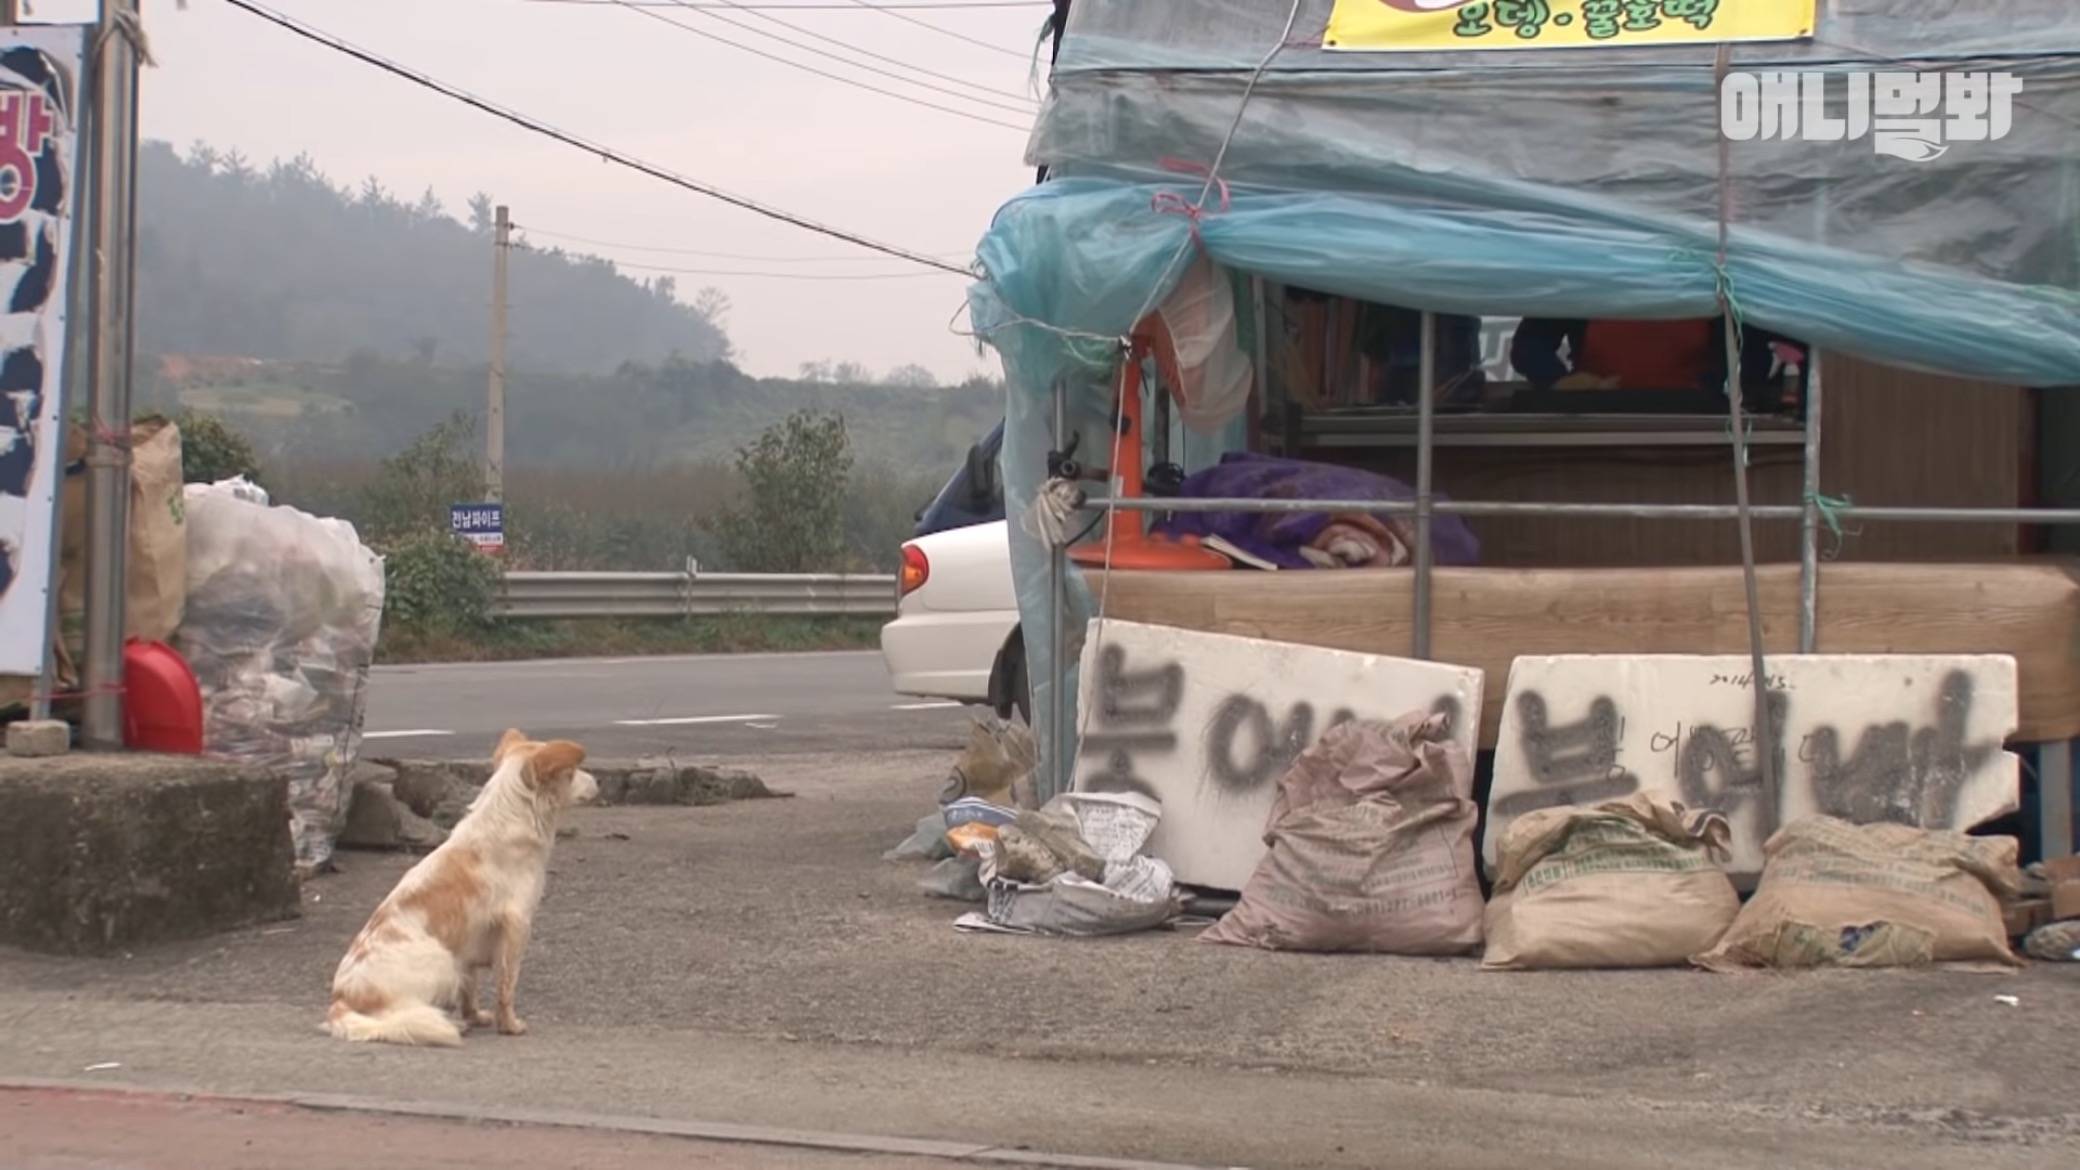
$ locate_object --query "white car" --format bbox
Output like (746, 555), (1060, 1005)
(880, 517), (1028, 721)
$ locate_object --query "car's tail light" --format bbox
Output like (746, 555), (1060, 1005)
(899, 544), (929, 598)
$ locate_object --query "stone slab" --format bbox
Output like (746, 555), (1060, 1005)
(338, 771), (448, 853)
(1084, 562), (2080, 745)
(373, 757), (778, 823)
(1072, 619), (1485, 892)
(0, 753), (299, 955)
(1487, 654), (2021, 880)
(5, 720), (69, 758)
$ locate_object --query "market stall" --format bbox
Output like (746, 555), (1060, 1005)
(966, 0), (2080, 859)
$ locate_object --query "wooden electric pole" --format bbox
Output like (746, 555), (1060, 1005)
(487, 204), (509, 502)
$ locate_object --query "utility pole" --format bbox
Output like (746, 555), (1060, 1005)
(486, 204), (509, 503)
(81, 1), (142, 751)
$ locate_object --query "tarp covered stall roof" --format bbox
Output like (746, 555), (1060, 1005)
(968, 0), (2080, 794)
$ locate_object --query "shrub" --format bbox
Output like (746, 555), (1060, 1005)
(711, 408), (853, 572)
(381, 528), (501, 634)
(359, 412), (486, 544)
(171, 409), (265, 486)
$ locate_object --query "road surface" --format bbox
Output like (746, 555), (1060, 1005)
(5, 752), (2076, 1169)
(5, 1086), (1092, 1170)
(363, 651), (977, 758)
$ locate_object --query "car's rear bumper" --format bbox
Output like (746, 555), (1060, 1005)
(880, 609), (1017, 702)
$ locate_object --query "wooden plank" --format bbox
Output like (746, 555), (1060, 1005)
(1819, 354), (2024, 562)
(1085, 561), (2080, 744)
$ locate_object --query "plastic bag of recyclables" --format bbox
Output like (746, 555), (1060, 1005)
(1483, 794), (1740, 970)
(1695, 816), (2024, 971)
(1202, 713), (1483, 955)
(173, 480), (386, 873)
(959, 790), (1183, 937)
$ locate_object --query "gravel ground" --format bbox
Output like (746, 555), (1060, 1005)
(3, 749), (2077, 1169)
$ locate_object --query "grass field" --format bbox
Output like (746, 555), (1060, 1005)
(377, 614), (884, 664)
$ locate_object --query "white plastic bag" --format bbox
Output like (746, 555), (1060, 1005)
(1154, 254), (1253, 434)
(174, 483), (386, 871)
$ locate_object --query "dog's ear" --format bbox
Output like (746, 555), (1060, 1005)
(492, 728), (529, 765)
(525, 740), (587, 789)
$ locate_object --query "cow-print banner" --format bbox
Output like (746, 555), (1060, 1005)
(0, 27), (80, 676)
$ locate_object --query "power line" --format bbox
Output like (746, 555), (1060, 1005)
(634, 0), (1031, 115)
(515, 222), (971, 263)
(669, 0), (1034, 105)
(526, 1), (1046, 9)
(605, 0), (1032, 129)
(841, 0), (1034, 61)
(218, 0), (976, 276)
(593, 256), (958, 280)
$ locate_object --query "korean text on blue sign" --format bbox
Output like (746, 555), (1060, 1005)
(450, 502), (505, 552)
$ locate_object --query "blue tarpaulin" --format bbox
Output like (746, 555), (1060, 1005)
(970, 0), (2080, 791)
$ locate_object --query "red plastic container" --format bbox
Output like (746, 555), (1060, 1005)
(123, 639), (204, 754)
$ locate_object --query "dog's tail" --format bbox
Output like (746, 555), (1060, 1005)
(324, 998), (463, 1048)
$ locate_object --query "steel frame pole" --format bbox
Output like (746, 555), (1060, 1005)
(1413, 312), (1436, 660)
(80, 5), (140, 751)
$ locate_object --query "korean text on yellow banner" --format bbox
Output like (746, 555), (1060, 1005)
(1325, 1), (1817, 53)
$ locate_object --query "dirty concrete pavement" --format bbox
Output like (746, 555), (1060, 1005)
(3, 750), (2078, 1170)
(2, 1086), (1015, 1170)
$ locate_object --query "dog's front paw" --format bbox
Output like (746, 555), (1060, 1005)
(497, 1014), (528, 1036)
(470, 1010), (496, 1029)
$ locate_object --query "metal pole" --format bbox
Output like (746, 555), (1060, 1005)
(1413, 311), (1436, 660)
(2042, 739), (2075, 864)
(1048, 379), (1069, 800)
(31, 75), (95, 726)
(80, 5), (140, 751)
(486, 204), (509, 502)
(1095, 495), (2080, 526)
(1798, 347), (1823, 653)
(1722, 313), (1780, 820)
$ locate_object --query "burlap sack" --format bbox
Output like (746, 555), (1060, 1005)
(0, 418), (186, 707)
(1695, 816), (2023, 971)
(1200, 714), (1483, 955)
(1483, 793), (1738, 970)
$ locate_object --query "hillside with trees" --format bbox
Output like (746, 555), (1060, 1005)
(137, 139), (731, 373)
(132, 140), (1003, 474)
(131, 141), (1005, 577)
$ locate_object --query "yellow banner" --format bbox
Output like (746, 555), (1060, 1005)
(1325, 1), (1817, 53)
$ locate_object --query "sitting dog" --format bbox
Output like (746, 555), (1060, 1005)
(324, 730), (597, 1046)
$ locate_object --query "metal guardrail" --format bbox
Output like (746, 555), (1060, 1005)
(498, 571), (896, 620)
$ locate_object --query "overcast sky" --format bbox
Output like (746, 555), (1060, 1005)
(138, 0), (1044, 381)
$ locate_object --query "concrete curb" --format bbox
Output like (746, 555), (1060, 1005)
(1, 1078), (1243, 1170)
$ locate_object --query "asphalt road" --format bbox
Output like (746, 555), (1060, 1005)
(363, 651), (978, 759)
(6, 1087), (1029, 1170)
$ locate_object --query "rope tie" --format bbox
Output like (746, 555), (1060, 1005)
(87, 415), (133, 452)
(95, 5), (160, 69)
(1804, 491), (1859, 560)
(1149, 157), (1232, 246)
(1024, 477), (1087, 548)
(27, 682), (126, 705)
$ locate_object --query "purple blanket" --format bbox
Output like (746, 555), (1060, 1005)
(1149, 452), (1481, 569)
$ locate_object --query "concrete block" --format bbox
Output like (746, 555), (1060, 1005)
(1071, 619), (1485, 891)
(2004, 898), (2053, 939)
(376, 756), (778, 819)
(1488, 654), (2020, 881)
(6, 719), (70, 758)
(338, 772), (448, 853)
(596, 758), (773, 806)
(0, 753), (300, 955)
(2054, 881), (2080, 923)
(378, 758), (484, 822)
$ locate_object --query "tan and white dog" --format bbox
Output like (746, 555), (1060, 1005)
(324, 730), (598, 1047)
